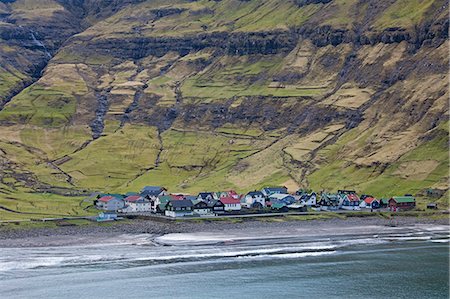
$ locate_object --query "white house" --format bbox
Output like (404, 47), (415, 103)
(243, 191), (266, 209)
(298, 192), (317, 206)
(120, 195), (151, 213)
(192, 200), (213, 215)
(220, 197), (241, 211)
(165, 199), (194, 218)
(359, 197), (380, 209)
(96, 196), (125, 211)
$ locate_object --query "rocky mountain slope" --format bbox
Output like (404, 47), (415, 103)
(0, 0), (448, 216)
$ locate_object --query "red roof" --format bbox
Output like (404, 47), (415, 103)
(364, 197), (378, 204)
(347, 194), (360, 201)
(124, 195), (141, 202)
(98, 196), (116, 202)
(170, 194), (185, 200)
(228, 190), (238, 197)
(220, 196), (241, 205)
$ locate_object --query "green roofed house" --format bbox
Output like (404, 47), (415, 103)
(153, 195), (172, 213)
(271, 202), (289, 213)
(388, 196), (416, 211)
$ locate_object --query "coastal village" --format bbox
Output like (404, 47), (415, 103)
(94, 186), (421, 221)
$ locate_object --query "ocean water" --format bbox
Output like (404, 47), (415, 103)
(0, 224), (448, 299)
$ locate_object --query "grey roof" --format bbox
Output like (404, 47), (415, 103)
(192, 200), (209, 208)
(207, 200), (223, 208)
(141, 186), (165, 196)
(263, 187), (288, 193)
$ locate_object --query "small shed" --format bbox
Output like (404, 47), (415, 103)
(427, 203), (438, 210)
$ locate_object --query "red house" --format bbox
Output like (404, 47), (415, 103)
(388, 196), (416, 211)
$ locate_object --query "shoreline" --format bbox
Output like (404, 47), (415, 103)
(0, 215), (448, 248)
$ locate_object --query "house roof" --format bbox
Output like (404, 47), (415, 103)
(263, 187), (288, 193)
(98, 196), (121, 202)
(247, 191), (264, 197)
(158, 195), (172, 203)
(124, 195), (142, 202)
(99, 193), (124, 199)
(198, 192), (214, 199)
(141, 186), (165, 196)
(207, 200), (223, 207)
(347, 194), (360, 201)
(192, 200), (209, 208)
(170, 194), (185, 200)
(322, 193), (339, 200)
(169, 199), (193, 208)
(364, 197), (378, 204)
(272, 202), (287, 209)
(390, 196), (415, 203)
(220, 196), (241, 205)
(338, 190), (357, 194)
(269, 194), (292, 200)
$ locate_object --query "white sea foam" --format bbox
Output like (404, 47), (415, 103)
(382, 236), (433, 241)
(132, 244), (337, 262)
(239, 251), (337, 260)
(430, 239), (450, 243)
(0, 256), (66, 271)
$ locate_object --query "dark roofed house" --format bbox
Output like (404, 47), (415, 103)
(165, 199), (194, 217)
(208, 199), (225, 214)
(192, 200), (213, 215)
(140, 186), (167, 199)
(389, 196), (416, 211)
(197, 192), (216, 202)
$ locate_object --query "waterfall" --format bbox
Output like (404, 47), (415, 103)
(30, 31), (52, 59)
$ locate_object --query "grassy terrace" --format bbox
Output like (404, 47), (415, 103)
(0, 191), (96, 221)
(0, 64), (88, 127)
(181, 55), (327, 101)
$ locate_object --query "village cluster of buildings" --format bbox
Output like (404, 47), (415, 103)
(94, 186), (417, 218)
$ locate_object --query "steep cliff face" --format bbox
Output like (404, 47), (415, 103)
(0, 0), (448, 208)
